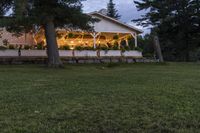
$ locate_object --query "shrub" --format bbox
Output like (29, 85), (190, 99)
(37, 43), (43, 50)
(0, 45), (7, 50)
(83, 46), (95, 50)
(134, 47), (143, 52)
(8, 45), (15, 49)
(99, 44), (109, 50)
(24, 45), (30, 50)
(124, 46), (130, 51)
(121, 47), (126, 53)
(75, 45), (83, 51)
(68, 33), (74, 38)
(113, 42), (119, 50)
(60, 45), (70, 50)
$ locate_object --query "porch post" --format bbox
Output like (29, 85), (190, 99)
(118, 40), (121, 49)
(131, 32), (138, 47)
(93, 34), (96, 49)
(125, 39), (129, 46)
(90, 32), (100, 49)
(135, 34), (138, 47)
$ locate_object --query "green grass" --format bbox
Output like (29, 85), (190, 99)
(0, 63), (200, 133)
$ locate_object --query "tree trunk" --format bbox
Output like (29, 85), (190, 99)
(44, 19), (63, 67)
(153, 36), (164, 62)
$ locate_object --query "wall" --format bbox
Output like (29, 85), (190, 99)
(0, 28), (35, 46)
(0, 50), (143, 58)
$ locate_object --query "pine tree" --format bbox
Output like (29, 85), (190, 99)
(0, 0), (12, 16)
(0, 0), (94, 67)
(107, 0), (121, 20)
(133, 0), (200, 61)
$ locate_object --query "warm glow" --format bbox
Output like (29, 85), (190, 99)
(70, 46), (74, 50)
(33, 30), (133, 48)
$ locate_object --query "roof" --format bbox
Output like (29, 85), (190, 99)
(88, 11), (143, 34)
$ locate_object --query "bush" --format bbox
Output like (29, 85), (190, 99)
(124, 46), (130, 51)
(68, 33), (74, 38)
(60, 45), (70, 50)
(113, 42), (119, 50)
(37, 43), (43, 50)
(121, 47), (126, 53)
(75, 45), (84, 51)
(134, 47), (143, 52)
(0, 45), (7, 50)
(99, 44), (109, 50)
(24, 45), (30, 50)
(83, 46), (95, 50)
(8, 45), (15, 49)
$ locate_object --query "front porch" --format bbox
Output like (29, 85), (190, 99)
(34, 30), (138, 51)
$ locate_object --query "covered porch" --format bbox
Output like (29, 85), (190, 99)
(34, 30), (138, 50)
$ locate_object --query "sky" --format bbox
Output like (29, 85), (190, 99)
(82, 0), (149, 34)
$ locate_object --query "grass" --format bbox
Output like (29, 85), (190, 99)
(0, 63), (200, 133)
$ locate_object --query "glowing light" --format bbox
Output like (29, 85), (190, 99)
(71, 41), (74, 44)
(70, 46), (74, 50)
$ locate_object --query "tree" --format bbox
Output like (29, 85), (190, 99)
(0, 0), (12, 16)
(133, 0), (200, 61)
(0, 0), (94, 67)
(107, 0), (121, 20)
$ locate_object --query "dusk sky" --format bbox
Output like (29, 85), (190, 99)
(82, 0), (149, 34)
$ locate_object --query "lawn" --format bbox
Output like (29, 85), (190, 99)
(0, 63), (200, 133)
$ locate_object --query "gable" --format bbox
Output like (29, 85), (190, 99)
(90, 13), (143, 34)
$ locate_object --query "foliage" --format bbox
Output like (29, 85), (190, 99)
(37, 43), (43, 50)
(0, 0), (13, 16)
(1, 63), (200, 132)
(0, 0), (96, 66)
(137, 35), (154, 54)
(98, 44), (110, 50)
(134, 47), (143, 52)
(74, 45), (84, 51)
(113, 34), (119, 40)
(60, 45), (70, 50)
(2, 39), (9, 46)
(0, 45), (7, 50)
(83, 46), (95, 50)
(24, 45), (30, 50)
(68, 33), (74, 38)
(107, 0), (121, 20)
(134, 0), (200, 61)
(8, 44), (15, 49)
(112, 41), (119, 50)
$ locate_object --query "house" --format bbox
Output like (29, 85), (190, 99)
(0, 10), (143, 50)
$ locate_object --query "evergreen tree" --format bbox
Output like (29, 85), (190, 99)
(0, 0), (12, 16)
(107, 0), (121, 20)
(0, 0), (94, 67)
(134, 0), (200, 61)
